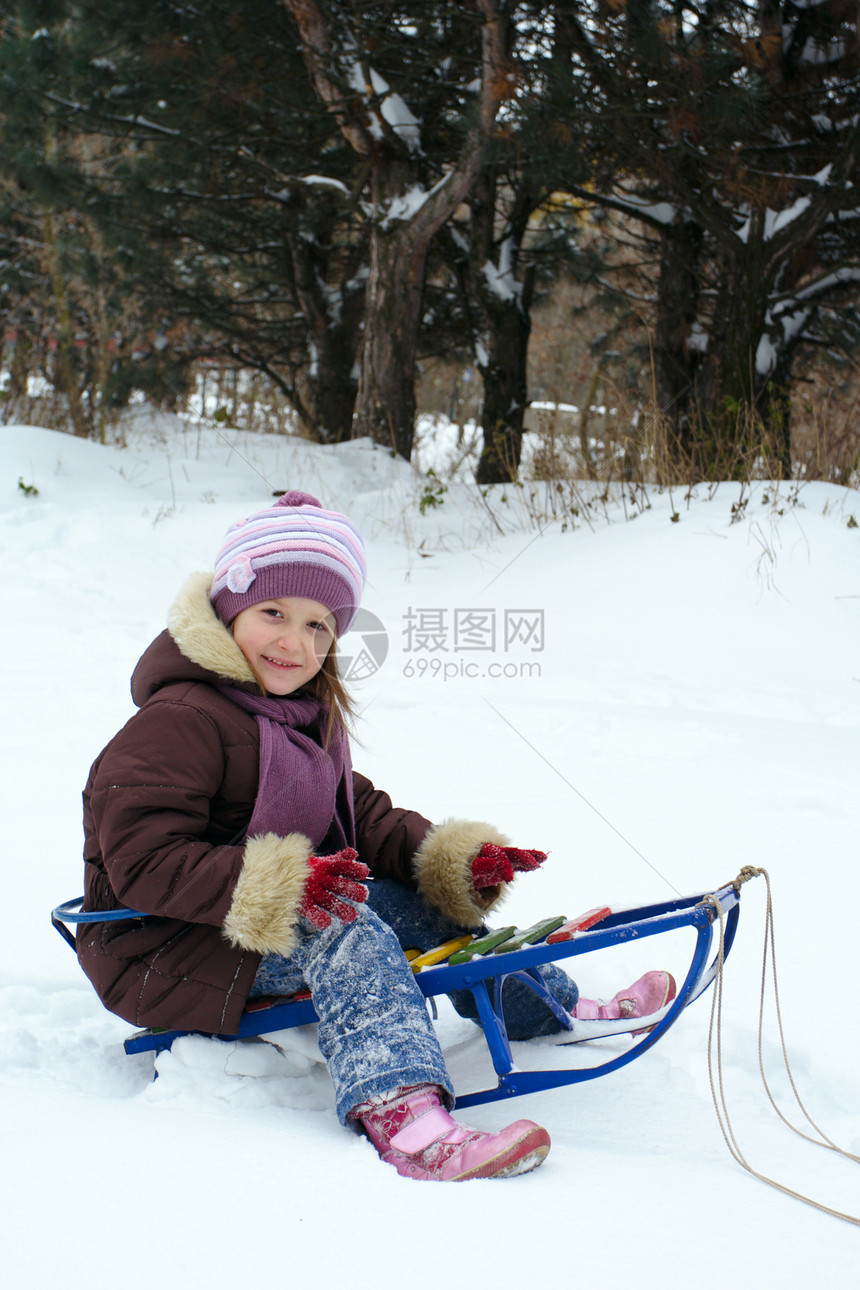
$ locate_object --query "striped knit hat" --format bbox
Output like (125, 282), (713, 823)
(210, 490), (366, 637)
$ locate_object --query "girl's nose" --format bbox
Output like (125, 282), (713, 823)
(276, 621), (301, 647)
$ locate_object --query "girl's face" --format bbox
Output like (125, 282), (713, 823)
(231, 596), (335, 695)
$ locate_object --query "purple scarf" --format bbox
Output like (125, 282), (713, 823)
(219, 688), (354, 850)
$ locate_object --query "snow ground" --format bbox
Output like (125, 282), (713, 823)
(1, 414), (859, 1288)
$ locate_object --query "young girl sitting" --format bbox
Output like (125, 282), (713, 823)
(78, 490), (675, 1181)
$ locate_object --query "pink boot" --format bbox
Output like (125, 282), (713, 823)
(573, 970), (676, 1033)
(353, 1085), (550, 1181)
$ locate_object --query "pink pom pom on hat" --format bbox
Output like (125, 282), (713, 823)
(210, 490), (366, 637)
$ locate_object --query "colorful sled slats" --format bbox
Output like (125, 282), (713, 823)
(492, 916), (567, 954)
(546, 906), (612, 943)
(409, 935), (474, 971)
(448, 927), (518, 965)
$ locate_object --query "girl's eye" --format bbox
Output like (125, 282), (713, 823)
(310, 621), (331, 634)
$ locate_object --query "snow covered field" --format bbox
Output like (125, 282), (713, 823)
(2, 414), (859, 1287)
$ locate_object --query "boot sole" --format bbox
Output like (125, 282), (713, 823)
(632, 973), (677, 1036)
(452, 1126), (552, 1181)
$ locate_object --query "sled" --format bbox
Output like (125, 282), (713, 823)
(52, 879), (741, 1109)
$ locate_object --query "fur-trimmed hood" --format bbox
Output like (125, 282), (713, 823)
(131, 572), (257, 705)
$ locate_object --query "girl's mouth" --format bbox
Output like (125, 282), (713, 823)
(263, 656), (299, 670)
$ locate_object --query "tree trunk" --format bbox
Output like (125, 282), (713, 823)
(309, 325), (360, 444)
(760, 368), (793, 480)
(653, 219), (704, 477)
(287, 226), (363, 443)
(474, 262), (535, 484)
(352, 223), (426, 457)
(465, 166), (538, 484)
(42, 212), (91, 438)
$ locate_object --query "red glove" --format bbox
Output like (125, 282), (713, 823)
(301, 848), (370, 929)
(471, 843), (548, 890)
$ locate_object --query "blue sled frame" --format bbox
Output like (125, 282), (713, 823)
(52, 880), (740, 1109)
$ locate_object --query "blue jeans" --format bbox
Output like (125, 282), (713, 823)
(248, 879), (580, 1123)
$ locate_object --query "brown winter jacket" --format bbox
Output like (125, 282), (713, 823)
(78, 573), (510, 1034)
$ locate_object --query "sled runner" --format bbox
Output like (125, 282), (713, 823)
(52, 879), (741, 1108)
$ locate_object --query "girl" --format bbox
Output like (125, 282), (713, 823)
(79, 490), (674, 1181)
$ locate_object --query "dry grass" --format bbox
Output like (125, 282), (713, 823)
(416, 275), (860, 493)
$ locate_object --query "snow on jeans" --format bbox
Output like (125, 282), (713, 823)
(248, 878), (580, 1123)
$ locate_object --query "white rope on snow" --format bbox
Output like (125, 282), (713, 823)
(705, 866), (860, 1226)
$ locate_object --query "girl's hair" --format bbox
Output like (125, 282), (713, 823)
(305, 638), (356, 749)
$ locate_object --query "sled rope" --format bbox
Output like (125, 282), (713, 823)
(705, 866), (860, 1226)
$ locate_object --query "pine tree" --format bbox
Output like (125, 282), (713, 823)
(0, 6), (188, 434)
(553, 0), (860, 477)
(8, 0), (368, 440)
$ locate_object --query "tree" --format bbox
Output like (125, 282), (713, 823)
(5, 0), (369, 440)
(283, 0), (517, 459)
(442, 5), (597, 483)
(0, 10), (190, 435)
(554, 0), (860, 477)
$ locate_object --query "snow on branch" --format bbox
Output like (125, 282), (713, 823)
(765, 196), (812, 240)
(481, 237), (523, 304)
(799, 36), (848, 66)
(381, 184), (429, 226)
(346, 62), (422, 155)
(755, 264), (860, 375)
(755, 311), (810, 376)
(609, 189), (678, 226)
(43, 91), (182, 139)
(788, 266), (860, 304)
(295, 175), (351, 196)
(735, 165), (837, 243)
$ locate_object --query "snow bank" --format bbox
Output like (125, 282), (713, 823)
(2, 416), (859, 1287)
